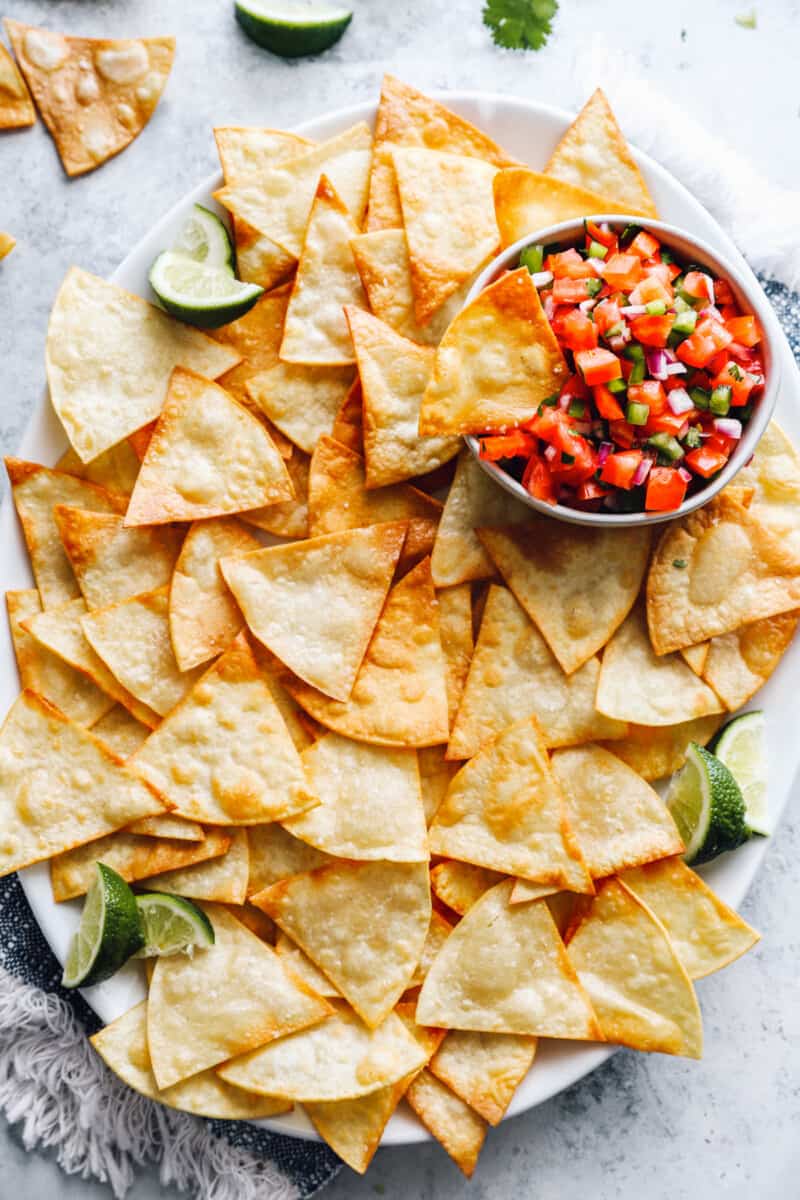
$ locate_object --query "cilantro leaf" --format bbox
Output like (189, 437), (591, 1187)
(483, 0), (559, 51)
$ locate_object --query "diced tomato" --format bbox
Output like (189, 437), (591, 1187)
(628, 230), (660, 260)
(645, 410), (690, 437)
(630, 314), (674, 347)
(575, 479), (609, 501)
(522, 454), (556, 504)
(593, 384), (625, 421)
(677, 321), (733, 368)
(548, 248), (595, 279)
(629, 275), (672, 305)
(628, 380), (667, 415)
(549, 437), (597, 486)
(557, 373), (590, 403)
(560, 308), (599, 352)
(645, 467), (688, 511)
(552, 277), (594, 304)
(479, 431), (537, 461)
(711, 361), (758, 407)
(704, 432), (736, 457)
(681, 270), (714, 303)
(608, 419), (637, 448)
(684, 447), (729, 478)
(526, 406), (577, 454)
(724, 315), (760, 347)
(593, 298), (622, 335)
(585, 220), (617, 250)
(600, 449), (643, 490)
(574, 347), (622, 386)
(714, 278), (736, 306)
(602, 253), (644, 292)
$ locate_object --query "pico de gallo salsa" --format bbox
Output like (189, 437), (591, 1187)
(478, 222), (765, 513)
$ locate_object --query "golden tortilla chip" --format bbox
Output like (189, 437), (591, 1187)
(448, 585), (625, 760)
(257, 652), (323, 752)
(599, 715), (723, 782)
(46, 268), (239, 461)
(275, 932), (341, 998)
(210, 285), (291, 418)
(331, 378), (364, 453)
(126, 813), (203, 840)
(0, 690), (165, 878)
(392, 147), (500, 324)
(282, 732), (427, 861)
(4, 21), (173, 176)
(429, 861), (504, 916)
(141, 827), (250, 904)
(57, 439), (142, 497)
(148, 902), (331, 1089)
(6, 589), (113, 727)
(565, 878), (702, 1057)
(429, 717), (593, 891)
(246, 360), (354, 454)
(429, 1030), (537, 1126)
(247, 822), (332, 897)
(91, 704), (148, 758)
(506, 879), (559, 905)
(6, 458), (127, 608)
(0, 39), (35, 128)
(253, 861), (431, 1027)
(168, 516), (260, 672)
(417, 879), (599, 1037)
(544, 88), (658, 217)
(680, 642), (710, 676)
(281, 557), (451, 748)
(218, 1002), (427, 1102)
(347, 307), (460, 487)
(241, 447), (310, 540)
(230, 902), (278, 944)
(647, 492), (800, 654)
(437, 584), (474, 729)
(92, 1002), (290, 1119)
(493, 166), (635, 248)
(213, 125), (311, 185)
(404, 1069), (487, 1177)
(0, 231), (15, 259)
(411, 910), (454, 988)
(418, 745), (458, 824)
(128, 421), (157, 462)
(419, 269), (568, 436)
(700, 611), (800, 711)
(220, 522), (405, 702)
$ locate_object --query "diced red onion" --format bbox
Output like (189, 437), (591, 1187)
(597, 441), (613, 466)
(632, 457), (653, 486)
(713, 418), (743, 439)
(678, 420), (690, 439)
(678, 466), (692, 483)
(586, 258), (605, 276)
(532, 271), (553, 288)
(543, 294), (555, 321)
(698, 304), (722, 322)
(579, 298), (597, 313)
(608, 325), (631, 350)
(620, 304), (647, 316)
(646, 349), (668, 380)
(664, 361), (687, 376)
(544, 443), (558, 462)
(663, 345), (678, 362)
(667, 388), (694, 415)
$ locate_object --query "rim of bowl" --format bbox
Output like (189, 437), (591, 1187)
(463, 214), (782, 527)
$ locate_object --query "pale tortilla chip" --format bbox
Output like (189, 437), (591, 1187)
(597, 603), (723, 725)
(148, 902), (331, 1089)
(680, 642), (709, 675)
(127, 814), (204, 840)
(565, 878), (702, 1057)
(544, 88), (658, 217)
(0, 39), (35, 128)
(45, 268), (240, 461)
(6, 458), (126, 608)
(282, 732), (427, 861)
(429, 717), (593, 891)
(404, 1069), (487, 1176)
(419, 269), (568, 436)
(478, 521), (651, 674)
(218, 1002), (427, 1102)
(233, 218), (297, 296)
(437, 584), (474, 728)
(254, 861), (431, 1027)
(246, 360), (354, 453)
(736, 421), (800, 560)
(700, 611), (800, 711)
(220, 522), (406, 702)
(429, 861), (504, 916)
(6, 589), (113, 727)
(417, 879), (599, 1038)
(275, 932), (341, 998)
(418, 745), (458, 824)
(281, 557), (451, 748)
(506, 879), (559, 905)
(92, 704), (148, 758)
(411, 909), (454, 988)
(169, 517), (261, 672)
(448, 585), (626, 760)
(494, 166), (636, 248)
(346, 307), (460, 487)
(213, 126), (311, 185)
(258, 653), (323, 752)
(81, 587), (205, 717)
(241, 448), (310, 540)
(142, 828), (250, 904)
(91, 1002), (291, 1119)
(4, 21), (174, 176)
(57, 439), (141, 497)
(429, 1030), (537, 1126)
(247, 822), (332, 897)
(392, 147), (500, 324)
(133, 634), (317, 825)
(647, 492), (800, 654)
(599, 715), (723, 781)
(0, 690), (164, 877)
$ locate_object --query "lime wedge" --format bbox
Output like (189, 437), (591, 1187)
(712, 711), (769, 835)
(172, 204), (235, 271)
(62, 863), (144, 989)
(149, 251), (263, 328)
(235, 1), (353, 58)
(666, 742), (751, 866)
(135, 892), (215, 958)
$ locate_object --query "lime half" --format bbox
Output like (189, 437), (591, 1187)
(149, 251), (263, 328)
(666, 742), (751, 866)
(135, 892), (215, 958)
(235, 1), (353, 57)
(712, 711), (770, 835)
(172, 204), (235, 271)
(62, 863), (144, 989)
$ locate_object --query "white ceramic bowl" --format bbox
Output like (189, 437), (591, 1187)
(465, 215), (782, 527)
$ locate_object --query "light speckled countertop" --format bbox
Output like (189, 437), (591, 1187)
(1, 2), (799, 1197)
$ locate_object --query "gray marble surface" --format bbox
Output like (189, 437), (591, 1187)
(1, 1), (799, 1197)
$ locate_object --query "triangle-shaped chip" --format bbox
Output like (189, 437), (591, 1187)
(220, 522), (406, 702)
(140, 827), (250, 905)
(0, 39), (35, 128)
(429, 1029), (537, 1126)
(253, 860), (431, 1028)
(417, 879), (600, 1038)
(494, 166), (637, 249)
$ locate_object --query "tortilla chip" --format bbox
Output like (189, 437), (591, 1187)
(281, 557), (451, 748)
(417, 879), (599, 1037)
(50, 828), (230, 902)
(229, 902), (277, 944)
(6, 589), (113, 727)
(0, 690), (165, 878)
(597, 603), (723, 726)
(81, 587), (205, 717)
(218, 1002), (427, 1102)
(57, 439), (142, 497)
(448, 585), (626, 760)
(680, 642), (710, 675)
(127, 813), (204, 840)
(92, 1002), (290, 1119)
(210, 285), (289, 405)
(700, 611), (800, 711)
(418, 745), (458, 824)
(247, 822), (332, 897)
(214, 123), (372, 258)
(493, 166), (636, 248)
(429, 1029), (536, 1126)
(0, 40), (35, 128)
(168, 517), (260, 672)
(331, 379), (364, 453)
(141, 828), (249, 904)
(429, 716), (593, 891)
(241, 447), (310, 540)
(4, 21), (173, 176)
(429, 861), (504, 916)
(214, 125), (312, 184)
(551, 744), (684, 879)
(6, 458), (127, 608)
(599, 715), (723, 781)
(220, 522), (405, 702)
(478, 521), (651, 674)
(246, 360), (354, 454)
(259, 654), (323, 752)
(437, 584), (474, 729)
(92, 704), (148, 758)
(253, 861), (431, 1027)
(282, 732), (427, 861)
(45, 268), (240, 462)
(647, 492), (800, 654)
(148, 902), (330, 1089)
(404, 1069), (487, 1176)
(565, 878), (702, 1057)
(411, 910), (454, 989)
(544, 88), (658, 217)
(132, 634), (317, 825)
(275, 932), (341, 998)
(736, 421), (800, 558)
(419, 269), (568, 436)
(506, 879), (559, 905)
(127, 422), (157, 462)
